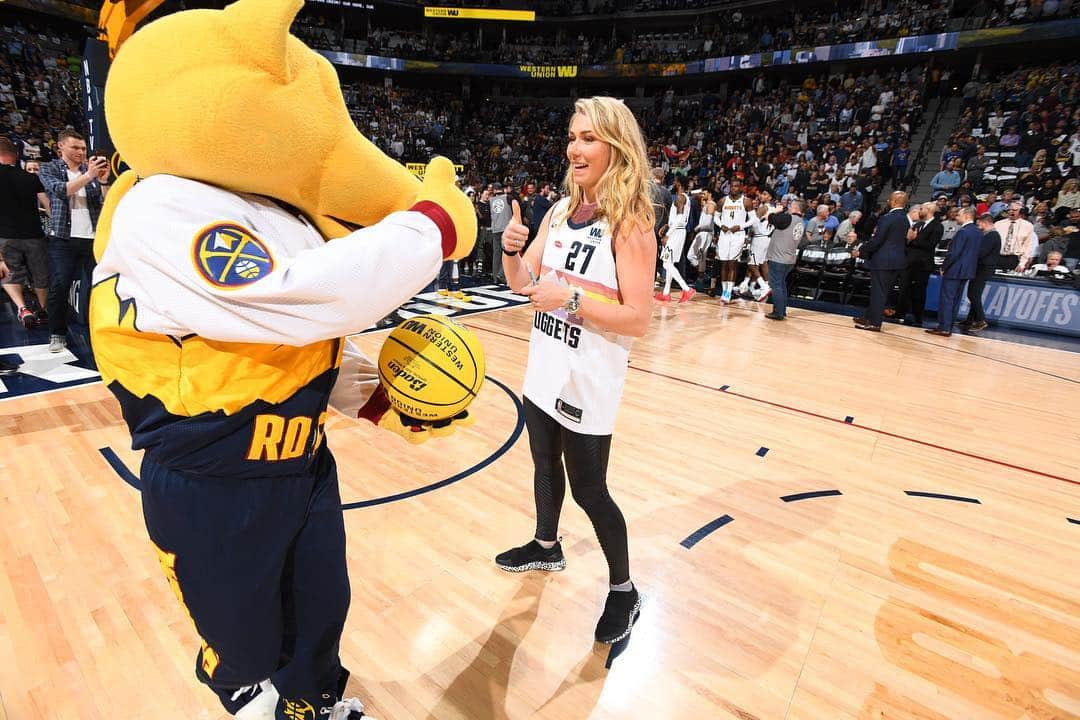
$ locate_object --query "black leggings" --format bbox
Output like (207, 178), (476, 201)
(524, 397), (630, 585)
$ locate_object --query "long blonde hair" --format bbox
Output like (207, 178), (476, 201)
(560, 96), (655, 238)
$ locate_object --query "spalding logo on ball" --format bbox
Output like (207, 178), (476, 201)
(378, 315), (485, 422)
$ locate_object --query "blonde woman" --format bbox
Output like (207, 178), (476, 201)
(656, 184), (694, 302)
(497, 96), (656, 644)
(1053, 178), (1080, 213)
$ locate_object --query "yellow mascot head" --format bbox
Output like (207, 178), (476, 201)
(104, 0), (423, 240)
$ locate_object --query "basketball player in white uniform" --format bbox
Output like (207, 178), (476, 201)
(497, 96), (656, 645)
(714, 178), (752, 303)
(656, 189), (694, 302)
(688, 190), (716, 286)
(740, 189), (776, 301)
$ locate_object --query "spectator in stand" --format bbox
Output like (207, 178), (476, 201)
(965, 146), (991, 191)
(941, 205), (960, 242)
(0, 136), (50, 328)
(805, 204), (839, 244)
(988, 191), (1012, 218)
(837, 210), (862, 246)
(840, 185), (863, 218)
(891, 140), (912, 189)
(930, 159), (963, 196)
(999, 126), (1021, 149)
(994, 201), (1039, 271)
(1053, 178), (1080, 220)
(941, 142), (964, 170)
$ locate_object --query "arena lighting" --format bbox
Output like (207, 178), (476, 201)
(424, 6), (536, 21)
(310, 0), (375, 8)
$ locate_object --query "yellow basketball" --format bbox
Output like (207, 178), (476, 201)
(378, 314), (486, 422)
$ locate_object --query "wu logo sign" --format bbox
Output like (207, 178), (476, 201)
(589, 227), (603, 240)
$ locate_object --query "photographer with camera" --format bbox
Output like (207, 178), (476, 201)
(39, 131), (109, 353)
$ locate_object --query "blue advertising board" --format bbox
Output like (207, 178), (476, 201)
(929, 275), (1080, 337)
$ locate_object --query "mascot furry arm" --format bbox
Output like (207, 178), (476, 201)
(90, 0), (477, 452)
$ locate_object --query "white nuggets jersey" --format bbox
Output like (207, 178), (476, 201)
(522, 198), (633, 435)
(90, 174), (444, 473)
(750, 203), (777, 237)
(718, 195), (749, 235)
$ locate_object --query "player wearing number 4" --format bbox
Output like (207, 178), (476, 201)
(714, 178), (753, 304)
(498, 97), (656, 645)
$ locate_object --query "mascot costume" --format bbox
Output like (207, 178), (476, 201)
(89, 0), (476, 717)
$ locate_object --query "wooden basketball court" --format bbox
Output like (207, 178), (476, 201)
(1, 299), (1077, 720)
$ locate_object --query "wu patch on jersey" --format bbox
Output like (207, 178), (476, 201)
(193, 223), (275, 288)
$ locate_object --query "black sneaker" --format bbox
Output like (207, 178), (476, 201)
(495, 540), (565, 573)
(595, 586), (641, 644)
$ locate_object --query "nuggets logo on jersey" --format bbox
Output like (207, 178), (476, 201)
(192, 223), (275, 288)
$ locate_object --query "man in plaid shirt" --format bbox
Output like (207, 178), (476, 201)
(39, 130), (110, 352)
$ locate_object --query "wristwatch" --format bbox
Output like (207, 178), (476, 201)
(566, 285), (583, 314)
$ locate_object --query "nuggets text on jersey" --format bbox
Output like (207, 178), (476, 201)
(192, 222), (276, 288)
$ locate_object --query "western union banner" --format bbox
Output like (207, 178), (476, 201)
(424, 6), (535, 21)
(321, 19), (1080, 79)
(518, 65), (578, 79)
(407, 162), (465, 179)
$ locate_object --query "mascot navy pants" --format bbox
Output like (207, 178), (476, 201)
(140, 447), (350, 716)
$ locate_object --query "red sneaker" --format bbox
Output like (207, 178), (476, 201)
(18, 307), (35, 330)
(654, 292), (671, 302)
(679, 289), (696, 303)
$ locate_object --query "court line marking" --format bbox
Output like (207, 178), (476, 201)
(96, 375), (525, 511)
(99, 447), (140, 490)
(680, 515), (734, 549)
(781, 490), (843, 502)
(904, 490), (982, 504)
(470, 324), (1080, 487)
(341, 375), (524, 509)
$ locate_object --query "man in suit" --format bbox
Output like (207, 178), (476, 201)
(893, 202), (942, 327)
(854, 191), (910, 332)
(928, 206), (982, 337)
(527, 183), (553, 247)
(958, 213), (1002, 334)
